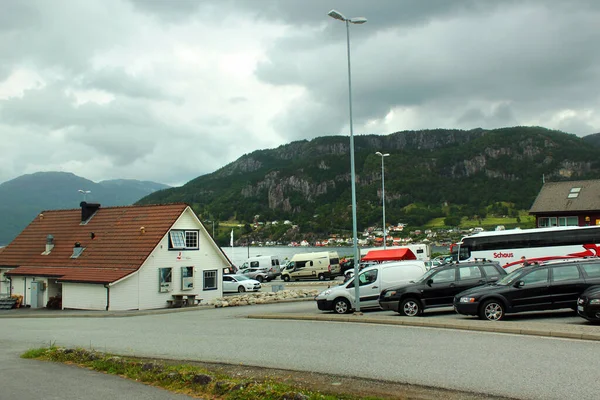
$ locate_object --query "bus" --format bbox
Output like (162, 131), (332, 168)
(452, 225), (600, 272)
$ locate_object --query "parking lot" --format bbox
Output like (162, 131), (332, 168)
(225, 277), (592, 326)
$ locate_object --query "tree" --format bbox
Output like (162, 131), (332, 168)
(444, 215), (461, 227)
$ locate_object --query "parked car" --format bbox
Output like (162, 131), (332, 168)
(316, 261), (429, 314)
(241, 267), (273, 283)
(281, 252), (340, 281)
(238, 255), (281, 279)
(223, 274), (261, 293)
(379, 261), (506, 316)
(577, 285), (600, 323)
(340, 258), (354, 274)
(454, 258), (600, 321)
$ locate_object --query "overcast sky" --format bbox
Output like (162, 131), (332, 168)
(1, 0), (600, 186)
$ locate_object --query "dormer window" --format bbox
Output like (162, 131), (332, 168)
(169, 230), (199, 250)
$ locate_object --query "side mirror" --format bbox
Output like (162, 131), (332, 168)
(514, 280), (525, 288)
(427, 279), (433, 287)
(489, 276), (499, 282)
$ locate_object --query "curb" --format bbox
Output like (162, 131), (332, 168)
(247, 313), (600, 342)
(0, 297), (315, 319)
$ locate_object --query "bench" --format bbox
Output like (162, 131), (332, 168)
(167, 293), (202, 308)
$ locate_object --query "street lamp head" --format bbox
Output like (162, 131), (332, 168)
(375, 152), (390, 157)
(327, 9), (346, 21)
(349, 17), (367, 24)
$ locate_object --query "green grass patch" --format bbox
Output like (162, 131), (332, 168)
(424, 212), (536, 229)
(22, 347), (380, 400)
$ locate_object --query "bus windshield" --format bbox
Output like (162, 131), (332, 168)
(450, 245), (470, 261)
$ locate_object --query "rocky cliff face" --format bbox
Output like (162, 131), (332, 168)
(137, 126), (600, 228)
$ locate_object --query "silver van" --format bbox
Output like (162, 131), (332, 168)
(315, 261), (428, 314)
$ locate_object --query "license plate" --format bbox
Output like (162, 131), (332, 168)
(577, 305), (584, 312)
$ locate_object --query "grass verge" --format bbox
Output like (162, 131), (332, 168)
(21, 347), (382, 400)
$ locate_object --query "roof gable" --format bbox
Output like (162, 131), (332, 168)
(530, 179), (600, 213)
(0, 203), (189, 282)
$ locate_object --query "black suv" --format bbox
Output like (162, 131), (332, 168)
(454, 258), (600, 321)
(379, 261), (506, 316)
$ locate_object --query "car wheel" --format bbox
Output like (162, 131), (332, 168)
(256, 276), (264, 283)
(318, 273), (325, 281)
(266, 278), (272, 282)
(333, 298), (351, 314)
(480, 299), (505, 321)
(238, 286), (246, 293)
(283, 275), (290, 282)
(400, 298), (422, 317)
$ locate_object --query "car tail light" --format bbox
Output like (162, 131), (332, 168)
(328, 264), (331, 272)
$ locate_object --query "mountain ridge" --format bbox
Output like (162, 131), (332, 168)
(0, 172), (169, 245)
(138, 126), (600, 241)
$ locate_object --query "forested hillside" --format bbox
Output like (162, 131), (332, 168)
(138, 127), (600, 235)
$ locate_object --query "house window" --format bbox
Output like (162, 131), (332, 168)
(158, 268), (172, 292)
(558, 216), (578, 226)
(181, 266), (194, 290)
(538, 217), (557, 227)
(185, 231), (198, 248)
(538, 216), (578, 227)
(203, 270), (217, 290)
(169, 230), (199, 250)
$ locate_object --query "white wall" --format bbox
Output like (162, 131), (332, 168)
(6, 276), (49, 307)
(0, 269), (11, 297)
(62, 283), (106, 310)
(109, 271), (139, 311)
(123, 207), (228, 310)
(10, 276), (24, 301)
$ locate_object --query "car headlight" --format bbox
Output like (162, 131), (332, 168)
(320, 289), (332, 296)
(460, 297), (477, 303)
(590, 299), (600, 305)
(383, 290), (397, 298)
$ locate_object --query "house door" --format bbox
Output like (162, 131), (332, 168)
(30, 281), (44, 308)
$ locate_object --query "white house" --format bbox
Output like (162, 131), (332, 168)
(0, 202), (232, 311)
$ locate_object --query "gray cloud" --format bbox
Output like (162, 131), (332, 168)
(1, 0), (600, 187)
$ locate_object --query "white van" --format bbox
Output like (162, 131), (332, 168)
(315, 261), (428, 314)
(237, 255), (281, 279)
(281, 251), (341, 281)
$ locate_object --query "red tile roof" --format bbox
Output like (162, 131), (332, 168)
(1, 203), (189, 284)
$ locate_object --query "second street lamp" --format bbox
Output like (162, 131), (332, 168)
(375, 152), (390, 249)
(328, 8), (366, 314)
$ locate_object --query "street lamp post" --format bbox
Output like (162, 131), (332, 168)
(328, 9), (366, 314)
(375, 152), (390, 249)
(206, 221), (215, 238)
(78, 189), (91, 201)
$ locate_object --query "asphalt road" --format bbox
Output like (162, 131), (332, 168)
(2, 302), (600, 400)
(0, 340), (195, 399)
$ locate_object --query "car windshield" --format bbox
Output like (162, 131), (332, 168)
(233, 275), (250, 281)
(496, 269), (525, 285)
(416, 269), (437, 283)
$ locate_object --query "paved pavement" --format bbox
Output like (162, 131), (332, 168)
(248, 310), (600, 341)
(3, 301), (600, 399)
(2, 294), (598, 342)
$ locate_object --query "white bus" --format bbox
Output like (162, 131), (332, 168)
(452, 225), (600, 272)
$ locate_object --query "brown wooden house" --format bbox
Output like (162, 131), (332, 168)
(529, 179), (600, 227)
